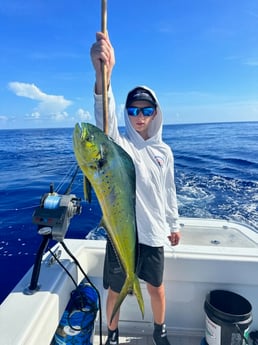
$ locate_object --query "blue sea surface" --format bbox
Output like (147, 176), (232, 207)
(0, 122), (257, 303)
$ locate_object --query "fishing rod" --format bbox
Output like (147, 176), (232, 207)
(63, 164), (80, 195)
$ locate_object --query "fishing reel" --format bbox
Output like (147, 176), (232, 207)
(32, 183), (82, 242)
(25, 183), (82, 294)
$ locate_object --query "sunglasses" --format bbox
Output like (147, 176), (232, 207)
(127, 106), (156, 117)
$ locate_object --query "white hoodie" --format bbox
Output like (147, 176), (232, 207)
(94, 85), (179, 247)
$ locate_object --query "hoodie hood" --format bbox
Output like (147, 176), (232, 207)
(124, 85), (163, 147)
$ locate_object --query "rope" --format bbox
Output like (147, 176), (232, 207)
(49, 241), (103, 345)
(235, 323), (249, 344)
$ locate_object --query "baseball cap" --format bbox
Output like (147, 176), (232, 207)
(126, 87), (157, 107)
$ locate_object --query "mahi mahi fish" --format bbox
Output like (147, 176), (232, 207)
(73, 122), (144, 322)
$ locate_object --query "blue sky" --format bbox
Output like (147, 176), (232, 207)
(0, 0), (258, 129)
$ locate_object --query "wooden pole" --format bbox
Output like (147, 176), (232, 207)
(101, 0), (108, 134)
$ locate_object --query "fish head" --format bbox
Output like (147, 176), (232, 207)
(73, 123), (107, 172)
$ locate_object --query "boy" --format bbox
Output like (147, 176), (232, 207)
(90, 32), (181, 345)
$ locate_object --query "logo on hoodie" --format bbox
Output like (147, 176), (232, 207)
(154, 155), (165, 168)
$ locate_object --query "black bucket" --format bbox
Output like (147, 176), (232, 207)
(204, 290), (252, 345)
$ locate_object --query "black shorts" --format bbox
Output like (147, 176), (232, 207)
(103, 240), (164, 293)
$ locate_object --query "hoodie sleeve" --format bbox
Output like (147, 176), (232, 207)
(94, 85), (121, 142)
(165, 151), (180, 232)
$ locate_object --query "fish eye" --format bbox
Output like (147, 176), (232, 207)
(83, 133), (95, 142)
(88, 134), (95, 142)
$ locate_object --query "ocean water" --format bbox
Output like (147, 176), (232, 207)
(0, 121), (257, 303)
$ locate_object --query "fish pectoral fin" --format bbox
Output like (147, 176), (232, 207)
(110, 274), (144, 325)
(83, 176), (92, 203)
(99, 218), (105, 228)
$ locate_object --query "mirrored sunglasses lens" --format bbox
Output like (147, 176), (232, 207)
(142, 107), (155, 116)
(127, 107), (139, 116)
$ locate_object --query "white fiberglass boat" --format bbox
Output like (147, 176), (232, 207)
(0, 217), (257, 345)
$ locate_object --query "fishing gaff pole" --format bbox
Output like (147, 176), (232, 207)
(94, 5), (107, 344)
(101, 0), (108, 134)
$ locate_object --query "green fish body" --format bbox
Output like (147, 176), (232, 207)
(73, 123), (144, 323)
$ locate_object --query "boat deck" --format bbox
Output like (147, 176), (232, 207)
(94, 333), (204, 345)
(1, 219), (257, 345)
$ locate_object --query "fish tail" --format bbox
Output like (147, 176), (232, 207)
(133, 274), (145, 319)
(110, 274), (144, 325)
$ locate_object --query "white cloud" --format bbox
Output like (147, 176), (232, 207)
(243, 59), (258, 66)
(76, 108), (91, 122)
(30, 112), (40, 119)
(8, 81), (72, 120)
(0, 115), (8, 122)
(51, 111), (69, 121)
(6, 82), (89, 128)
(117, 104), (125, 124)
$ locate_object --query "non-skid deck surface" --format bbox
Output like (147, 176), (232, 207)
(94, 334), (204, 345)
